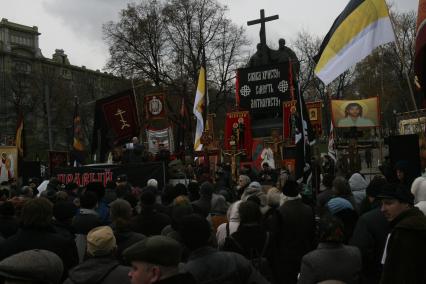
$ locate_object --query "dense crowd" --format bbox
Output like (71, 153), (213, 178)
(0, 158), (425, 284)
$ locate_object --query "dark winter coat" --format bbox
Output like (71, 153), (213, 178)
(114, 229), (145, 261)
(297, 242), (362, 284)
(72, 209), (103, 235)
(63, 257), (130, 284)
(276, 199), (316, 284)
(184, 246), (269, 284)
(0, 227), (78, 276)
(0, 216), (19, 238)
(349, 207), (389, 284)
(380, 207), (426, 284)
(130, 208), (171, 236)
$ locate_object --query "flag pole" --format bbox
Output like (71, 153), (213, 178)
(386, 5), (418, 110)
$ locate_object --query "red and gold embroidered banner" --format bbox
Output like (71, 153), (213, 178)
(306, 101), (322, 135)
(282, 100), (297, 143)
(224, 111), (252, 157)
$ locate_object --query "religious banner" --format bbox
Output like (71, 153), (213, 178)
(251, 138), (265, 170)
(0, 146), (18, 183)
(92, 90), (140, 161)
(282, 100), (297, 143)
(144, 93), (166, 120)
(48, 150), (68, 175)
(306, 101), (322, 135)
(147, 127), (174, 154)
(331, 97), (380, 128)
(224, 111), (253, 157)
(237, 63), (292, 115)
(54, 162), (166, 189)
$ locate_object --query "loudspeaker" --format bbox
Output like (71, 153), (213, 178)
(388, 134), (421, 181)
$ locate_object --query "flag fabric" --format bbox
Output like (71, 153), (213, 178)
(72, 98), (86, 165)
(92, 90), (140, 162)
(72, 99), (85, 152)
(328, 121), (337, 162)
(176, 97), (187, 152)
(193, 66), (206, 151)
(15, 113), (24, 157)
(314, 0), (395, 85)
(292, 68), (316, 180)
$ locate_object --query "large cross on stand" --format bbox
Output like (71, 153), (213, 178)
(247, 9), (279, 48)
(224, 139), (245, 181)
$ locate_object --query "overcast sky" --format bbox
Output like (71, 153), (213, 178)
(1, 0), (418, 71)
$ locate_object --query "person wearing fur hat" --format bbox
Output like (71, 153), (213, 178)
(64, 226), (130, 284)
(378, 183), (426, 284)
(123, 235), (197, 284)
(275, 179), (316, 284)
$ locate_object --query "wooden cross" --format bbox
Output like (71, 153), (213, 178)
(247, 9), (279, 48)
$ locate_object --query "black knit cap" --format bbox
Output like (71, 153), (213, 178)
(123, 236), (182, 266)
(366, 175), (387, 198)
(377, 183), (414, 205)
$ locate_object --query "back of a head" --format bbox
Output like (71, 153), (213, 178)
(20, 186), (33, 198)
(366, 175), (388, 198)
(86, 182), (105, 201)
(80, 191), (98, 209)
(21, 198), (53, 229)
(238, 201), (262, 225)
(123, 235), (182, 267)
(0, 249), (63, 284)
(411, 176), (426, 203)
(318, 214), (345, 243)
(86, 226), (117, 257)
(322, 174), (334, 188)
(53, 201), (76, 222)
(199, 182), (214, 197)
(266, 187), (281, 207)
(179, 214), (211, 251)
(110, 199), (132, 223)
(147, 179), (158, 189)
(140, 190), (156, 208)
(332, 176), (351, 196)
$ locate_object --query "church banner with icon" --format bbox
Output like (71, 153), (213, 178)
(147, 127), (174, 154)
(144, 93), (166, 120)
(282, 100), (297, 144)
(224, 111), (253, 158)
(92, 90), (140, 162)
(0, 146), (18, 182)
(331, 97), (380, 128)
(237, 63), (292, 115)
(306, 101), (322, 135)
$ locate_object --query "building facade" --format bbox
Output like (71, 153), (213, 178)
(0, 18), (129, 159)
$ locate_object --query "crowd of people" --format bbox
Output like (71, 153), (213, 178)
(0, 157), (425, 284)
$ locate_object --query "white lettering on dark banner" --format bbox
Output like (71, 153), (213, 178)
(247, 69), (280, 82)
(250, 97), (281, 108)
(255, 84), (274, 95)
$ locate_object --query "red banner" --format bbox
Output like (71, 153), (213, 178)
(306, 101), (322, 135)
(282, 100), (297, 144)
(224, 111), (252, 157)
(101, 92), (139, 143)
(145, 94), (166, 120)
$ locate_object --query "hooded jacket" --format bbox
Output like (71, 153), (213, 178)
(380, 207), (426, 284)
(349, 173), (368, 210)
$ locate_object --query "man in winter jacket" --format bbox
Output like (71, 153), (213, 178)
(64, 226), (130, 284)
(378, 183), (426, 284)
(123, 235), (197, 284)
